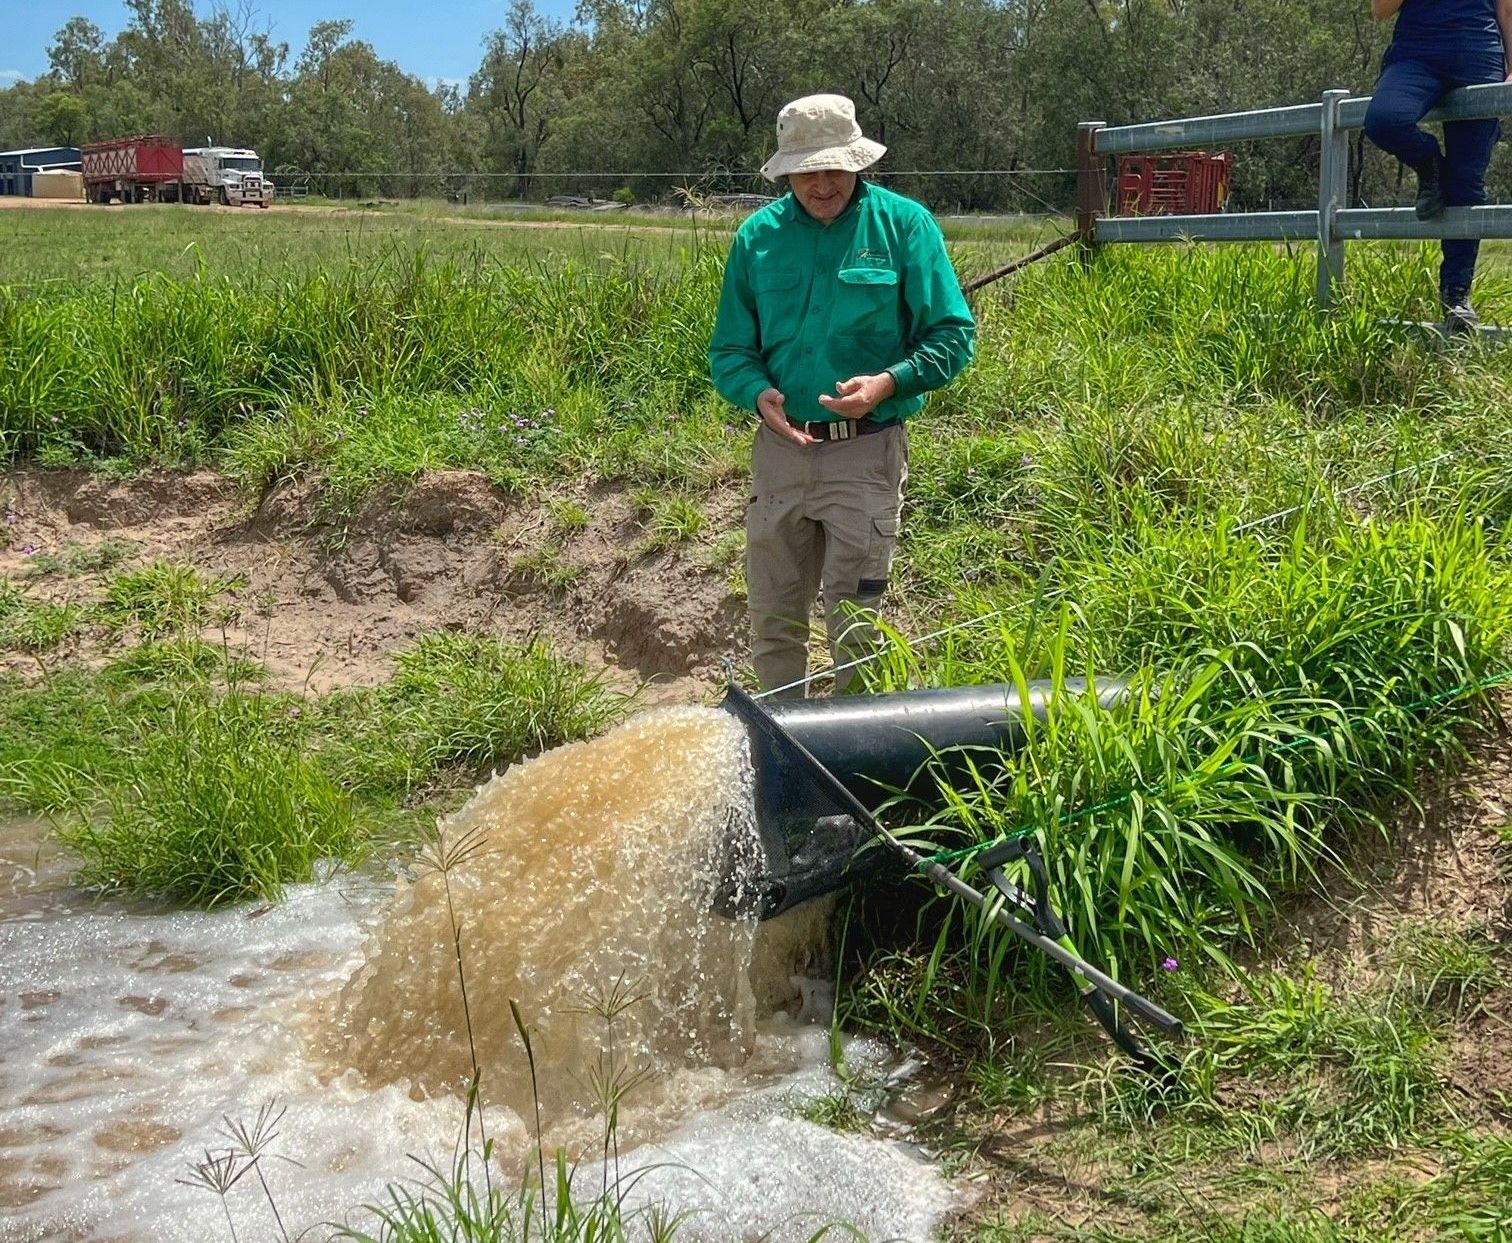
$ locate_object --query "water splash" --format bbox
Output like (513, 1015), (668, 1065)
(0, 706), (957, 1241)
(331, 707), (766, 1117)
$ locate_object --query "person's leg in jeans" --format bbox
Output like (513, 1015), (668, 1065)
(1364, 57), (1452, 216)
(1438, 51), (1504, 321)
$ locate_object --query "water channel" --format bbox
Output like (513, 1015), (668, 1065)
(0, 708), (954, 1241)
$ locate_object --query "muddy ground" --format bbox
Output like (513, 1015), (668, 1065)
(0, 468), (746, 701)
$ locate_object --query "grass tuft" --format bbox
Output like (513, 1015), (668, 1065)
(321, 633), (630, 796)
(101, 561), (243, 638)
(59, 685), (357, 906)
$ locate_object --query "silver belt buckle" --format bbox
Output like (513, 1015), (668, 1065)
(826, 420), (852, 441)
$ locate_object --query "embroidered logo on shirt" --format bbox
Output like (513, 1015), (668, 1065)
(854, 247), (890, 264)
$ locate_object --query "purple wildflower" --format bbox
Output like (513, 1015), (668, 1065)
(3, 511), (17, 526)
(1161, 957), (1180, 972)
(20, 543), (36, 555)
(288, 706), (302, 718)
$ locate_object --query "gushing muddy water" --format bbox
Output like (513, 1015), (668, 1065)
(0, 708), (954, 1241)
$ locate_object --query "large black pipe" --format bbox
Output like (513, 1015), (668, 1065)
(768, 678), (1126, 809)
(717, 678), (1126, 920)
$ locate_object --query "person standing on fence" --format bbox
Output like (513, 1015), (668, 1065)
(708, 94), (976, 698)
(1364, 0), (1512, 329)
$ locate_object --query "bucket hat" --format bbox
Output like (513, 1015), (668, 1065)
(759, 94), (886, 181)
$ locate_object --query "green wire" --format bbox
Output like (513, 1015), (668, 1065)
(918, 666), (1512, 871)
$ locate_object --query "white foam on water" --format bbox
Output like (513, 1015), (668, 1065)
(0, 707), (957, 1242)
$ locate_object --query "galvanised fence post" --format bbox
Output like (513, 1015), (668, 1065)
(1316, 88), (1351, 310)
(1077, 120), (1107, 262)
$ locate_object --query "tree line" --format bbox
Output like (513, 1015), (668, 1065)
(2, 0), (1502, 212)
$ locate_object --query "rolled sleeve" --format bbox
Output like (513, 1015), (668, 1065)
(889, 216), (975, 397)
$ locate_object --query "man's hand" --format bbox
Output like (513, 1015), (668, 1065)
(818, 372), (898, 418)
(757, 387), (814, 446)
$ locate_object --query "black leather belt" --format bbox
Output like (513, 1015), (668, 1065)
(788, 415), (886, 441)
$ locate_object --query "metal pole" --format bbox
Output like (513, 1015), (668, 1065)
(1076, 121), (1107, 261)
(1316, 89), (1350, 310)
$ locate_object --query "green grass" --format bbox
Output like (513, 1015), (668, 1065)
(317, 633), (631, 797)
(0, 577), (89, 654)
(58, 683), (358, 906)
(25, 537), (139, 578)
(633, 488), (706, 553)
(1390, 922), (1502, 1012)
(511, 542), (584, 592)
(0, 630), (630, 905)
(856, 497), (1512, 1021)
(100, 561), (243, 638)
(797, 1090), (870, 1133)
(546, 496), (589, 531)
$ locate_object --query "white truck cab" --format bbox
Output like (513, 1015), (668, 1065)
(183, 146), (274, 207)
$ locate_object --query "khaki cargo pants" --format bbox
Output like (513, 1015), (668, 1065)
(746, 421), (908, 698)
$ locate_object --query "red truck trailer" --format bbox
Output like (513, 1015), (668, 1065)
(82, 135), (185, 204)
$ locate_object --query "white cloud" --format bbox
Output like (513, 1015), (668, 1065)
(0, 70), (27, 85)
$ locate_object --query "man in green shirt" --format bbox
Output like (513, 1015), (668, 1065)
(709, 93), (976, 697)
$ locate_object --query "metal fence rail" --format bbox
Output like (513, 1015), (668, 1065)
(1079, 81), (1512, 310)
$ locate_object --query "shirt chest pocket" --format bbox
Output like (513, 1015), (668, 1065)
(753, 267), (801, 346)
(833, 266), (901, 340)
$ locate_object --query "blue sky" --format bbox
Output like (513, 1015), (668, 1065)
(2, 0), (582, 89)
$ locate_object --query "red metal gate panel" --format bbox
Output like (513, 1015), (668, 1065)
(1116, 151), (1232, 216)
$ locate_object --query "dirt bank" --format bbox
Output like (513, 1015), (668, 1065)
(1, 468), (746, 698)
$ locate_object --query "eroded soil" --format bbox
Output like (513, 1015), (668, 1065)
(1, 468), (747, 700)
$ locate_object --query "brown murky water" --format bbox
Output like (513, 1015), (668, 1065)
(0, 707), (954, 1242)
(331, 707), (766, 1116)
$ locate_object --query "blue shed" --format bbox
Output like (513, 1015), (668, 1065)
(0, 147), (84, 196)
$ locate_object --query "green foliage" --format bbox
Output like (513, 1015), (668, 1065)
(1191, 968), (1444, 1156)
(103, 636), (267, 687)
(798, 1091), (870, 1133)
(1390, 923), (1502, 1013)
(0, 629), (625, 905)
(1416, 1133), (1512, 1241)
(0, 577), (88, 653)
(546, 496), (589, 531)
(965, 1052), (1055, 1115)
(101, 561), (242, 638)
(0, 668), (135, 812)
(58, 685), (357, 906)
(867, 497), (1512, 1019)
(512, 543), (583, 592)
(321, 633), (630, 795)
(634, 489), (706, 553)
